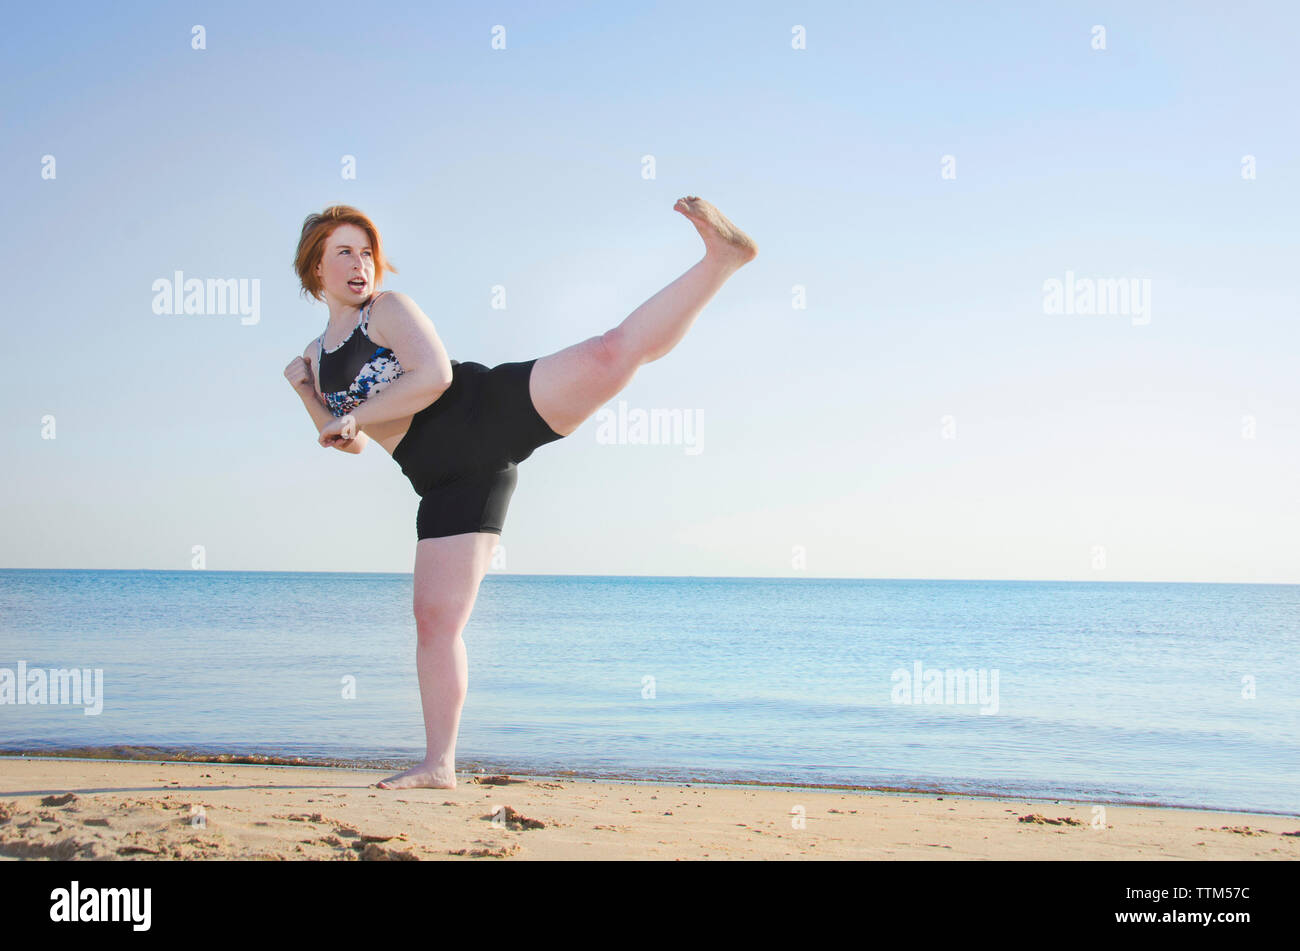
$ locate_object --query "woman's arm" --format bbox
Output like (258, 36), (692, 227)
(348, 292), (454, 428)
(299, 384), (369, 453)
(285, 348), (369, 453)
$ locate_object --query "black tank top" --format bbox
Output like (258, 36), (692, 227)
(316, 291), (458, 417)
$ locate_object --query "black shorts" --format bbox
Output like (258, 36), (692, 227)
(390, 359), (566, 539)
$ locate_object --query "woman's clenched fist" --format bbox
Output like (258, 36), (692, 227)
(284, 355), (314, 391)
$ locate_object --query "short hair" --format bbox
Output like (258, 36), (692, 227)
(293, 205), (398, 302)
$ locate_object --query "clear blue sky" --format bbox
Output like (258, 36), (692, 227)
(3, 1), (1297, 581)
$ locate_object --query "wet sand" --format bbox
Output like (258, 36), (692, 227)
(1, 757), (1296, 860)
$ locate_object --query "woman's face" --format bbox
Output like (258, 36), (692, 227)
(315, 223), (376, 305)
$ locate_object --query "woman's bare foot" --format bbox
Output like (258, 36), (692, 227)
(375, 760), (457, 790)
(673, 195), (758, 267)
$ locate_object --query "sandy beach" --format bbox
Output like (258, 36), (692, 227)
(0, 757), (1295, 860)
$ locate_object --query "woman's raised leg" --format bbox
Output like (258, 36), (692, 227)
(529, 196), (758, 437)
(376, 530), (501, 790)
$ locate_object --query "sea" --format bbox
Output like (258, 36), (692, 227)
(1, 569), (1296, 815)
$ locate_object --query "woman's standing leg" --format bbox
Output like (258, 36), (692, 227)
(376, 531), (501, 789)
(529, 196), (759, 436)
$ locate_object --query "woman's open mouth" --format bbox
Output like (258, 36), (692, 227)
(348, 279), (367, 292)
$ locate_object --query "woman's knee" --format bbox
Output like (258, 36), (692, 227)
(599, 326), (638, 373)
(413, 599), (469, 644)
(410, 533), (494, 640)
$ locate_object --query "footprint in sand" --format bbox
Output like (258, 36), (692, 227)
(448, 841), (521, 859)
(480, 805), (546, 830)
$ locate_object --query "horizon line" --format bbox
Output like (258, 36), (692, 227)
(0, 567), (1295, 586)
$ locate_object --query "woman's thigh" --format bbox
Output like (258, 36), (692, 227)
(412, 531), (502, 634)
(528, 334), (637, 438)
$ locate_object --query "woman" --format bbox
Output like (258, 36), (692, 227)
(282, 198), (757, 789)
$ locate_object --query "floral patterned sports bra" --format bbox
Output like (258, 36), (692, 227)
(315, 292), (406, 417)
(315, 291), (459, 417)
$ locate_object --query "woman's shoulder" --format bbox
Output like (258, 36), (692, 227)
(365, 289), (434, 332)
(361, 289), (421, 349)
(368, 288), (415, 313)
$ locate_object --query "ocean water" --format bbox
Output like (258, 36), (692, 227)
(1, 569), (1296, 815)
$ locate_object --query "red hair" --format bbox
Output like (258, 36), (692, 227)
(294, 205), (398, 302)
